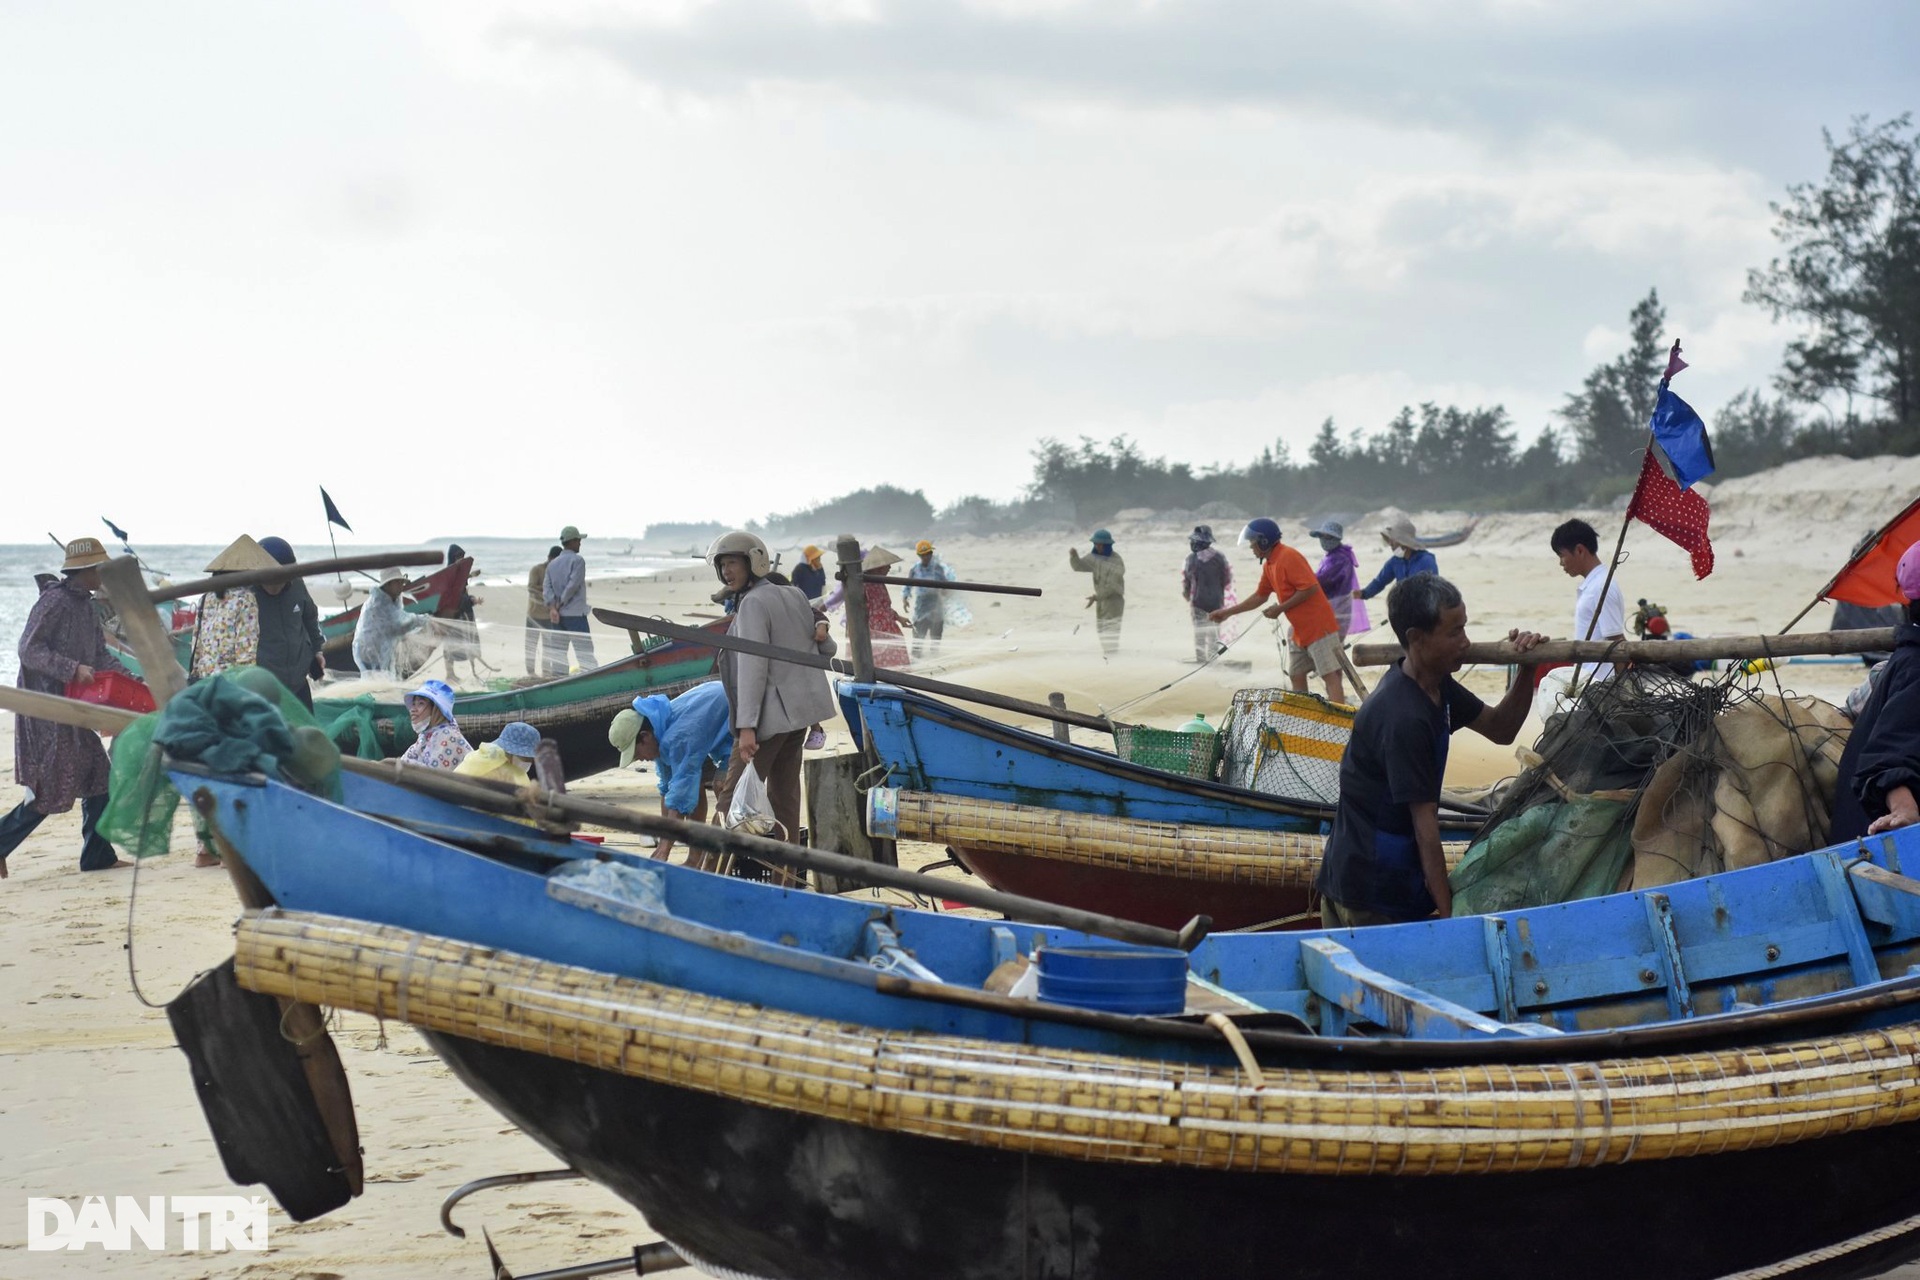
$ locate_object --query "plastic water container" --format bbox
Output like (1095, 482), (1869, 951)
(1035, 943), (1189, 1016)
(65, 671), (156, 715)
(1179, 713), (1213, 735)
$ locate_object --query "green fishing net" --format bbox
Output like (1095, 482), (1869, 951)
(312, 694), (412, 759)
(1448, 670), (1729, 917)
(100, 666), (345, 858)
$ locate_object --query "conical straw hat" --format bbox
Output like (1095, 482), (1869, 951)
(205, 535), (280, 573)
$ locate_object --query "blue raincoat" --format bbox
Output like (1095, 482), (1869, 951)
(632, 682), (734, 815)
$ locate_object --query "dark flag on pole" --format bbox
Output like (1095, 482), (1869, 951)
(321, 488), (353, 533)
(102, 517), (131, 542)
(1627, 341), (1715, 578)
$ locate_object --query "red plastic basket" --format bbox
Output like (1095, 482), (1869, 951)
(65, 671), (157, 715)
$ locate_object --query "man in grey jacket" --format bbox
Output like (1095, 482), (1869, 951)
(710, 531), (836, 876)
(542, 525), (595, 674)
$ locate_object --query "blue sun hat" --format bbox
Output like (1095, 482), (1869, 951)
(494, 721), (540, 759)
(406, 679), (458, 724)
(1090, 529), (1114, 546)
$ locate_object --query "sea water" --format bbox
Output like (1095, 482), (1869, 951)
(0, 539), (691, 686)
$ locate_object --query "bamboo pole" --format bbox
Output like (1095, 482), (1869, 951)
(152, 551), (442, 605)
(860, 575), (1043, 597)
(341, 759), (1206, 950)
(1349, 627), (1898, 669)
(593, 606), (1115, 733)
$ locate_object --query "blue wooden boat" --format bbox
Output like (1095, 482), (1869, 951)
(842, 680), (1359, 830)
(842, 680), (1485, 928)
(180, 761), (1920, 1052)
(194, 759), (1920, 1278)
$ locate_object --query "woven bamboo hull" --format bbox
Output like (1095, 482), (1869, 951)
(235, 912), (1920, 1280)
(884, 790), (1470, 930)
(954, 847), (1313, 931)
(429, 1033), (1920, 1280)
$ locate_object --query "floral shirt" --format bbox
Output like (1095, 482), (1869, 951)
(402, 720), (472, 770)
(190, 589), (261, 679)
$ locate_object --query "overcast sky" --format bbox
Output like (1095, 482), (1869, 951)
(3, 0), (1914, 545)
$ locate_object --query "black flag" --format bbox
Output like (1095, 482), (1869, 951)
(320, 487), (352, 532)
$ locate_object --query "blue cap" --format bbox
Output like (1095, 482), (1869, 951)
(494, 721), (539, 758)
(258, 536), (296, 566)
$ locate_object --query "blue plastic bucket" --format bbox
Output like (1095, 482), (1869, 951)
(1035, 943), (1189, 1016)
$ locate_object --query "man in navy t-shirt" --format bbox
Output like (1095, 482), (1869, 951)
(1317, 575), (1544, 926)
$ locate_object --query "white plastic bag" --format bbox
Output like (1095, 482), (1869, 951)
(725, 763), (780, 837)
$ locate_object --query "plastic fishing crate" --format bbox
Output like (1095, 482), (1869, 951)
(1218, 688), (1352, 805)
(65, 671), (156, 715)
(1112, 722), (1223, 780)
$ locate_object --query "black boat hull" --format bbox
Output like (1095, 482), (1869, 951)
(424, 1031), (1920, 1280)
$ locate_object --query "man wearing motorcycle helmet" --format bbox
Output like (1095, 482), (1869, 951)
(1209, 517), (1346, 704)
(708, 531), (838, 876)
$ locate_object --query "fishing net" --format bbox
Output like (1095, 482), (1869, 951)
(100, 667), (346, 858)
(312, 694), (412, 759)
(1449, 668), (1851, 916)
(1216, 688), (1350, 805)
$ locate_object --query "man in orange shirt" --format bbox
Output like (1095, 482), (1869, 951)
(1209, 517), (1347, 703)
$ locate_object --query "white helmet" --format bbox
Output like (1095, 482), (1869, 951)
(708, 530), (771, 581)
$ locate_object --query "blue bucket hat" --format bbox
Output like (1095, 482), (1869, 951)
(405, 679), (458, 724)
(494, 721), (540, 759)
(1090, 529), (1114, 546)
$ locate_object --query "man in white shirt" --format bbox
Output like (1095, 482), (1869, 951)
(1552, 519), (1625, 683)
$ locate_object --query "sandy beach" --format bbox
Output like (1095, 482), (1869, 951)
(3, 453), (1918, 1277)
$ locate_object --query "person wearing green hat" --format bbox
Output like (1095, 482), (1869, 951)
(543, 525), (595, 674)
(609, 682), (734, 866)
(1069, 530), (1126, 656)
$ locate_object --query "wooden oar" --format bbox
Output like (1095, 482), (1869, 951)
(91, 552), (454, 1202)
(0, 685), (1207, 952)
(1348, 627), (1898, 669)
(592, 606), (1115, 733)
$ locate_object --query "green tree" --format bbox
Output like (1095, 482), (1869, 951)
(1745, 115), (1920, 431)
(1710, 390), (1803, 477)
(1559, 289), (1669, 470)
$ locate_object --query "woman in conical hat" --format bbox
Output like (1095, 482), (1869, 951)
(820, 545), (912, 670)
(188, 536), (279, 682)
(1355, 515), (1440, 604)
